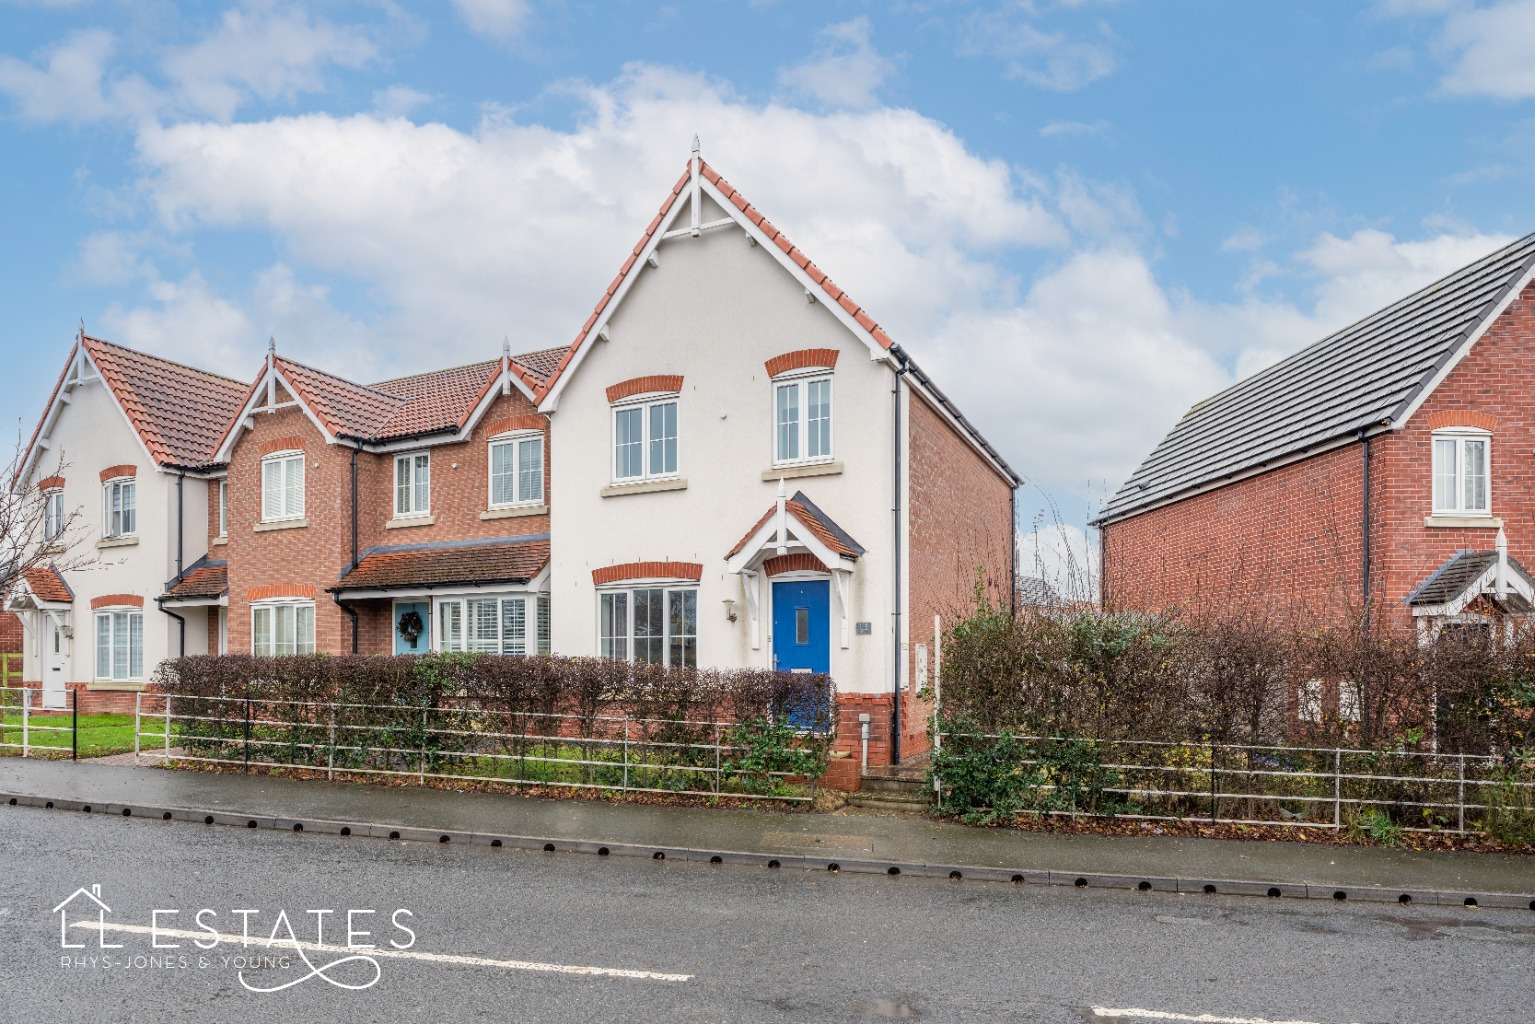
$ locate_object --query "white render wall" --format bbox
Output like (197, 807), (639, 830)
(548, 193), (904, 694)
(16, 367), (214, 687)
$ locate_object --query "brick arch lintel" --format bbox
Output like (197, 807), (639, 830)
(763, 553), (830, 576)
(485, 414), (548, 437)
(258, 437), (308, 457)
(38, 475), (65, 492)
(98, 464), (137, 482)
(592, 561), (703, 586)
(91, 594), (144, 609)
(1426, 409), (1497, 432)
(605, 375), (684, 403)
(765, 348), (839, 378)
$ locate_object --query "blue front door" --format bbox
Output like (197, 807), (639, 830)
(393, 601), (431, 654)
(772, 580), (830, 675)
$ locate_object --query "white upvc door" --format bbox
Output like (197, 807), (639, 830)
(42, 615), (67, 710)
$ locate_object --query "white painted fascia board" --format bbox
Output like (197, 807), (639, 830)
(725, 514), (842, 575)
(23, 349), (161, 487)
(1393, 261), (1535, 431)
(213, 366), (336, 463)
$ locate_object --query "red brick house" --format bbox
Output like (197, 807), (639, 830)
(1098, 233), (1535, 644)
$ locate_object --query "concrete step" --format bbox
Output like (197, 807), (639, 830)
(858, 775), (931, 796)
(847, 790), (932, 813)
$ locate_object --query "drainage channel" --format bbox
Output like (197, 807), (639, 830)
(5, 792), (1532, 912)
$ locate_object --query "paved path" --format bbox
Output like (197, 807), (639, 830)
(2, 758), (1531, 901)
(2, 803), (1531, 1023)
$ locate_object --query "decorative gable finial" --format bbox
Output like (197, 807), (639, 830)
(267, 336), (276, 355)
(775, 478), (788, 556)
(501, 336), (512, 396)
(691, 134), (700, 158)
(78, 318), (85, 343)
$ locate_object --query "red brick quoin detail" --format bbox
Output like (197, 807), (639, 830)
(763, 553), (825, 576)
(485, 415), (547, 437)
(247, 585), (318, 601)
(37, 475), (65, 492)
(258, 436), (307, 457)
(591, 561), (703, 585)
(605, 375), (683, 403)
(91, 594), (145, 609)
(1425, 409), (1497, 432)
(764, 349), (839, 378)
(98, 464), (136, 482)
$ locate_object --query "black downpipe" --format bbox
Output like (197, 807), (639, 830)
(333, 593), (359, 655)
(1360, 429), (1372, 632)
(341, 444), (361, 654)
(891, 360), (909, 765)
(1009, 487), (1018, 619)
(157, 603), (187, 658)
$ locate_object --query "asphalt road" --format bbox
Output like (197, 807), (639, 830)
(0, 803), (1531, 1024)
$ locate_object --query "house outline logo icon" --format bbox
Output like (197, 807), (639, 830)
(51, 884), (121, 949)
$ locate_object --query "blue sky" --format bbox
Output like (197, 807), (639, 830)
(3, 0), (1535, 580)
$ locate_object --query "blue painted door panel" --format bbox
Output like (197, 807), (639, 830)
(394, 601), (431, 655)
(771, 580), (830, 674)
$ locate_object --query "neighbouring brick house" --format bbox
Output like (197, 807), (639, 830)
(1098, 233), (1535, 667)
(8, 148), (1020, 778)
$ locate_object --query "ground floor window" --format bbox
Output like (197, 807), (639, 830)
(599, 587), (696, 667)
(94, 609), (143, 681)
(252, 601), (316, 657)
(437, 594), (549, 655)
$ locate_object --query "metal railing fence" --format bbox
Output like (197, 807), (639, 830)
(0, 685), (79, 759)
(934, 731), (1535, 835)
(135, 692), (823, 802)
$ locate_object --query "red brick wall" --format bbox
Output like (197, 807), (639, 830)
(824, 692), (894, 788)
(905, 391), (1015, 757)
(223, 385), (551, 658)
(0, 612), (22, 655)
(1102, 280), (1535, 633)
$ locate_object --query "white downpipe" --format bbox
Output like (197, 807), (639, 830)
(859, 714), (870, 777)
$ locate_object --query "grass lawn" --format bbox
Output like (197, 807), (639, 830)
(0, 713), (142, 757)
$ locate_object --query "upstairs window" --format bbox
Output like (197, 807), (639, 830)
(613, 399), (678, 482)
(252, 601), (316, 657)
(774, 375), (833, 465)
(394, 452), (431, 518)
(489, 433), (544, 508)
(43, 489), (64, 542)
(1431, 429), (1490, 516)
(217, 480), (228, 537)
(261, 451), (305, 522)
(102, 478), (136, 538)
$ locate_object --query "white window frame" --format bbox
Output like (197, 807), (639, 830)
(251, 600), (316, 657)
(487, 431), (545, 509)
(43, 488), (64, 542)
(596, 585), (698, 668)
(434, 593), (548, 655)
(1297, 679), (1323, 725)
(1431, 428), (1491, 516)
(772, 372), (834, 467)
(94, 608), (144, 682)
(394, 450), (431, 519)
(261, 451), (306, 523)
(217, 480), (228, 538)
(611, 396), (679, 483)
(102, 476), (136, 539)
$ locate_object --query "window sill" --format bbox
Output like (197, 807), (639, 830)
(97, 536), (138, 549)
(386, 515), (437, 530)
(1424, 515), (1502, 529)
(600, 478), (688, 498)
(41, 544), (67, 556)
(481, 504), (549, 520)
(254, 518), (308, 533)
(211, 536), (228, 546)
(88, 681), (147, 692)
(762, 460), (843, 481)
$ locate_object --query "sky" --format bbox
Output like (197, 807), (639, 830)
(3, 0), (1535, 592)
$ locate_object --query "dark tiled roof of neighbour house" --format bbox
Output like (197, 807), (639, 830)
(1405, 550), (1535, 610)
(81, 336), (249, 469)
(726, 491), (865, 561)
(161, 558), (228, 602)
(22, 566), (73, 604)
(1098, 233), (1535, 523)
(333, 536), (551, 592)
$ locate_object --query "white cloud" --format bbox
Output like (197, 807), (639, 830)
(1017, 523), (1097, 603)
(959, 7), (1119, 91)
(1382, 0), (1535, 98)
(1296, 227), (1516, 325)
(0, 30), (155, 123)
(1038, 119), (1110, 138)
(101, 271), (256, 371)
(777, 17), (896, 110)
(372, 85), (432, 119)
(162, 5), (378, 120)
(453, 0), (532, 44)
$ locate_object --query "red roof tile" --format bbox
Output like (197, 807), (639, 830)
(725, 495), (863, 561)
(74, 337), (248, 469)
(162, 560), (228, 601)
(22, 566), (72, 604)
(335, 537), (550, 591)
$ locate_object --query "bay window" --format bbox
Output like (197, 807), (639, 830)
(261, 451), (305, 522)
(437, 594), (550, 655)
(613, 399), (678, 482)
(395, 451), (431, 518)
(489, 433), (544, 507)
(1431, 429), (1490, 516)
(94, 609), (144, 681)
(774, 375), (833, 465)
(599, 586), (697, 668)
(102, 477), (136, 538)
(252, 601), (316, 657)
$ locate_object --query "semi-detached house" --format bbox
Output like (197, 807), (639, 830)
(8, 151), (1020, 772)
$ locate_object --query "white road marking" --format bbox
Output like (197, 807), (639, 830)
(1092, 1009), (1365, 1024)
(72, 921), (693, 982)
